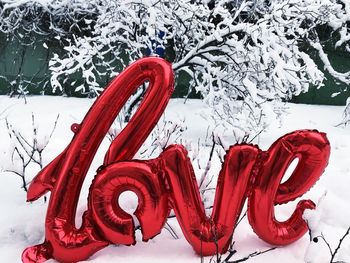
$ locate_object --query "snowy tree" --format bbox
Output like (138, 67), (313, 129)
(1, 0), (350, 138)
(47, 0), (350, 139)
(0, 0), (98, 97)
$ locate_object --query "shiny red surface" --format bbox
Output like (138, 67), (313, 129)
(248, 130), (330, 245)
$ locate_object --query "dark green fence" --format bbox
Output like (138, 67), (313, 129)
(291, 47), (350, 105)
(0, 33), (50, 95)
(0, 32), (349, 104)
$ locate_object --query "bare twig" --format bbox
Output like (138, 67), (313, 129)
(235, 210), (247, 228)
(227, 247), (277, 263)
(330, 226), (350, 263)
(311, 226), (350, 263)
(164, 222), (179, 240)
(2, 114), (59, 194)
(199, 134), (216, 190)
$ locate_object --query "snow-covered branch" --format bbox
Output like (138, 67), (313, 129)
(1, 0), (350, 139)
(0, 113), (59, 194)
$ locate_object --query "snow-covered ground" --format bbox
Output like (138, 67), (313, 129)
(0, 96), (349, 263)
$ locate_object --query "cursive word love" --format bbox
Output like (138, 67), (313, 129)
(22, 58), (330, 263)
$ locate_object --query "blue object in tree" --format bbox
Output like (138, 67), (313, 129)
(147, 31), (165, 58)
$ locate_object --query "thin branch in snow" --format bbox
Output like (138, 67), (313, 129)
(227, 247), (277, 263)
(1, 113), (59, 196)
(331, 226), (350, 263)
(164, 221), (179, 240)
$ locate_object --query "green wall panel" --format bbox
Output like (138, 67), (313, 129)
(292, 47), (350, 105)
(0, 31), (349, 103)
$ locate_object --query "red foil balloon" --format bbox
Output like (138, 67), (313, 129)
(247, 130), (330, 245)
(22, 56), (331, 263)
(22, 57), (174, 263)
(159, 144), (260, 256)
(89, 160), (169, 245)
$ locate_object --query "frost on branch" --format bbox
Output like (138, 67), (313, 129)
(45, 0), (350, 140)
(0, 0), (97, 37)
(0, 0), (98, 97)
(340, 97), (350, 126)
(0, 113), (59, 194)
(1, 0), (350, 138)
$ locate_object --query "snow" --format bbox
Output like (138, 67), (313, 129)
(0, 96), (349, 262)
